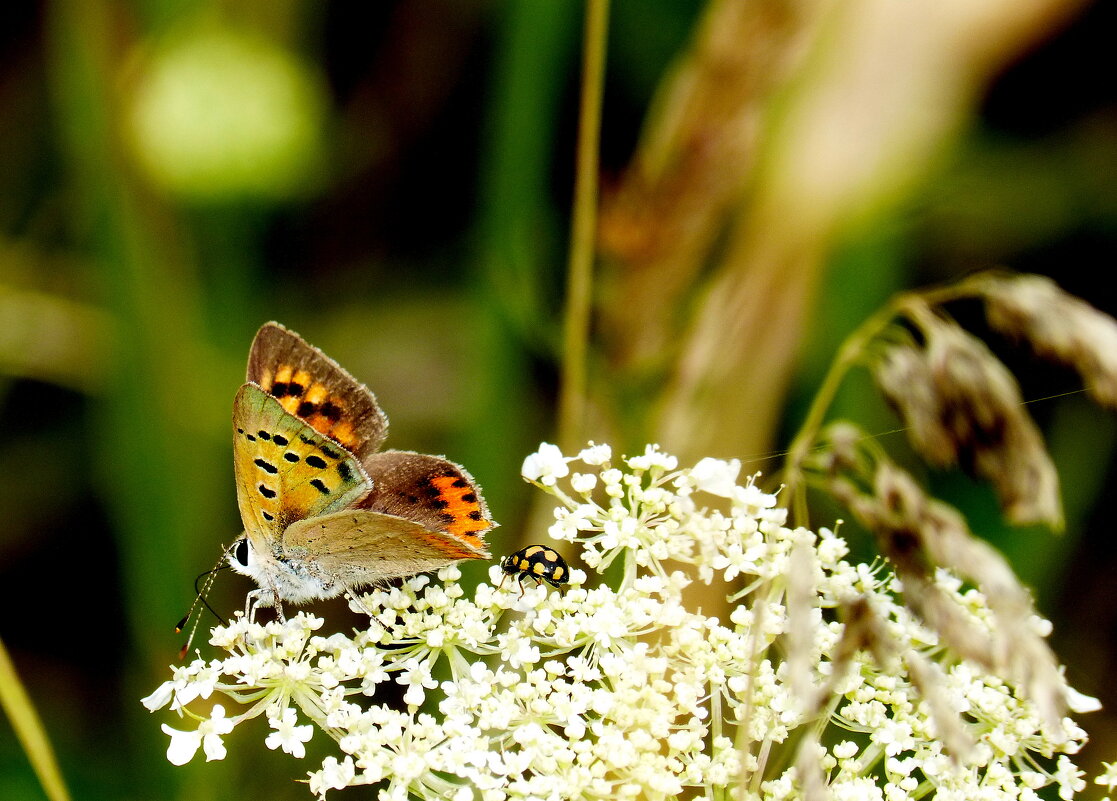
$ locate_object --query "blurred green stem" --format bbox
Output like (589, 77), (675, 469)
(784, 297), (896, 525)
(469, 0), (577, 533)
(558, 0), (609, 451)
(784, 281), (986, 524)
(47, 4), (222, 795)
(0, 637), (72, 801)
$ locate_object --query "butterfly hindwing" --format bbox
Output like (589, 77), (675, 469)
(283, 507), (489, 586)
(247, 322), (388, 462)
(233, 384), (372, 555)
(280, 451), (493, 587)
(359, 450), (495, 554)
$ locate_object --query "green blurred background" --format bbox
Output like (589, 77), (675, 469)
(1, 1), (1115, 799)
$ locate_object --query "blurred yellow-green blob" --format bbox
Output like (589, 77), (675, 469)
(126, 25), (328, 202)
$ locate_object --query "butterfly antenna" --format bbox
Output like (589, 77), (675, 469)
(176, 546), (234, 660)
(192, 567), (230, 626)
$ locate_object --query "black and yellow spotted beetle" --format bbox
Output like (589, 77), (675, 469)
(499, 545), (570, 595)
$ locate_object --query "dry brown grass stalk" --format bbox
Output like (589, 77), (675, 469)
(796, 732), (827, 801)
(833, 461), (1068, 732)
(786, 585), (977, 780)
(977, 272), (1117, 409)
(872, 308), (1062, 527)
(598, 0), (826, 371)
(784, 531), (979, 786)
(902, 650), (974, 761)
(789, 270), (1112, 744)
(837, 596), (976, 761)
(785, 535), (822, 713)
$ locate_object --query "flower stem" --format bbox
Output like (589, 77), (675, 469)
(558, 0), (610, 451)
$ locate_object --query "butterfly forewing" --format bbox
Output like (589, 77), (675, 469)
(233, 384), (372, 554)
(247, 322), (388, 461)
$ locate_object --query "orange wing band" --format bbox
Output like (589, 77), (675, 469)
(431, 475), (490, 548)
(263, 363), (363, 452)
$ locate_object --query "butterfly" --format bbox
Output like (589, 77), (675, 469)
(227, 322), (494, 619)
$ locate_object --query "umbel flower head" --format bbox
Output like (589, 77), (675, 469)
(144, 442), (1099, 801)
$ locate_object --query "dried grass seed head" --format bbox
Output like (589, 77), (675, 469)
(918, 315), (1061, 527)
(873, 340), (955, 464)
(981, 273), (1117, 409)
(868, 463), (1068, 731)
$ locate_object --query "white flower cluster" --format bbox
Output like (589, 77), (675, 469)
(144, 442), (1100, 800)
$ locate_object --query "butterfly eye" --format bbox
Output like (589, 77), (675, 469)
(234, 538), (250, 567)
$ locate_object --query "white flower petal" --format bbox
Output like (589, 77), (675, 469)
(522, 443), (570, 485)
(161, 725), (201, 766)
(691, 457), (741, 497)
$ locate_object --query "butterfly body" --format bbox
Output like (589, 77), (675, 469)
(228, 323), (494, 616)
(230, 533), (342, 606)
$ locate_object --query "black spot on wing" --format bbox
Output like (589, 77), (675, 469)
(272, 434), (289, 447)
(305, 455), (327, 469)
(337, 462), (352, 482)
(284, 452), (300, 463)
(257, 430), (271, 441)
(310, 479), (330, 495)
(258, 484), (277, 499)
(254, 458), (278, 474)
(320, 445), (341, 460)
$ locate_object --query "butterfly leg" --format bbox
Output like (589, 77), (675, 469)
(273, 589), (287, 623)
(243, 588), (286, 623)
(244, 589), (262, 622)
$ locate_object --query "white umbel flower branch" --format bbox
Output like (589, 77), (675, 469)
(145, 442), (1101, 801)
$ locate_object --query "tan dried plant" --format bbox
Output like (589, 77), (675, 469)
(784, 536), (975, 796)
(788, 271), (1116, 528)
(975, 272), (1117, 409)
(782, 270), (1116, 754)
(591, 0), (1087, 471)
(874, 303), (1061, 527)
